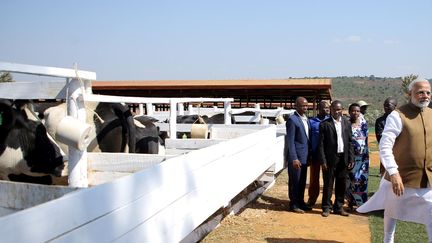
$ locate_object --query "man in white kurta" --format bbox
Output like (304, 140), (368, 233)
(357, 78), (432, 243)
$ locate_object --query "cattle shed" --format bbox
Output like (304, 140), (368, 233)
(91, 78), (332, 110)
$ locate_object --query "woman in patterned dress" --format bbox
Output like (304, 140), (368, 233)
(346, 103), (369, 209)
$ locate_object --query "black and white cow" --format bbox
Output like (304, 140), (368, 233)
(0, 99), (64, 183)
(43, 102), (161, 155)
(133, 115), (162, 154)
(175, 114), (226, 124)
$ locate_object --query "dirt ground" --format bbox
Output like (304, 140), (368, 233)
(201, 136), (380, 243)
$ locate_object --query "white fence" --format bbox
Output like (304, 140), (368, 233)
(0, 62), (286, 242)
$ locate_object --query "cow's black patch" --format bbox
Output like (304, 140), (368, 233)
(1, 99), (64, 180)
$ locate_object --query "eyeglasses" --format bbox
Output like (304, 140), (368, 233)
(415, 91), (431, 95)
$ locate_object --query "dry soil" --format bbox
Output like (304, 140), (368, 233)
(201, 136), (380, 243)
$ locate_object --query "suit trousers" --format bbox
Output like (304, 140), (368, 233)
(288, 162), (308, 209)
(322, 154), (348, 212)
(307, 159), (321, 206)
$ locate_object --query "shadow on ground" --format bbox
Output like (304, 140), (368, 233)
(266, 238), (343, 243)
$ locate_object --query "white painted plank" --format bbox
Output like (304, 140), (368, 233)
(210, 127), (257, 139)
(0, 126), (275, 243)
(0, 62), (96, 80)
(165, 148), (190, 155)
(232, 115), (260, 123)
(117, 133), (275, 242)
(0, 207), (19, 217)
(182, 180), (274, 243)
(0, 181), (79, 210)
(88, 172), (131, 186)
(164, 138), (226, 149)
(88, 153), (174, 173)
(52, 127), (275, 243)
(0, 82), (67, 99)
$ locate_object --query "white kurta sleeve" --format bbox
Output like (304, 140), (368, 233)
(379, 110), (402, 176)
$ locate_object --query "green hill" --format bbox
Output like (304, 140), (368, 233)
(330, 76), (406, 126)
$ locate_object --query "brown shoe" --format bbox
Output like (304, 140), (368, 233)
(321, 210), (330, 217)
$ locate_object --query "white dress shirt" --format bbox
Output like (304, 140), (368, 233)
(296, 111), (309, 138)
(332, 116), (344, 153)
(378, 110), (402, 176)
(358, 110), (432, 226)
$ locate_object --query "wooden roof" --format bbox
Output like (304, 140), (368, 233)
(93, 78), (331, 90)
(91, 78), (332, 107)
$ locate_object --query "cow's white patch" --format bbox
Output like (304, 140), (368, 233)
(0, 146), (46, 179)
(0, 146), (29, 178)
(133, 119), (146, 128)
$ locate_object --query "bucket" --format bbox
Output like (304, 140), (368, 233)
(190, 116), (208, 139)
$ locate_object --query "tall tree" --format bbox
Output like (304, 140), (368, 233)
(0, 72), (14, 82)
(401, 74), (418, 101)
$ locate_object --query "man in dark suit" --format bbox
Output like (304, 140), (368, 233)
(318, 100), (354, 217)
(285, 97), (312, 213)
(375, 97), (397, 176)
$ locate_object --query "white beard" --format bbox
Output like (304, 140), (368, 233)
(411, 95), (430, 109)
(414, 100), (430, 109)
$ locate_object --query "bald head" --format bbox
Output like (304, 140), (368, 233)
(295, 97), (308, 116)
(383, 97), (397, 115)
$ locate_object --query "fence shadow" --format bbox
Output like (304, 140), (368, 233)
(266, 237), (343, 243)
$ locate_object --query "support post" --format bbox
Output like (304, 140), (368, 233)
(224, 101), (232, 125)
(146, 102), (153, 116)
(178, 103), (184, 115)
(138, 103), (144, 116)
(169, 100), (177, 138)
(188, 104), (194, 115)
(66, 78), (88, 188)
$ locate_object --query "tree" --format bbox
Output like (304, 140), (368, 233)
(401, 74), (418, 101)
(0, 72), (14, 82)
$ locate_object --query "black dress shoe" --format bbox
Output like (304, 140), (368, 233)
(321, 210), (330, 217)
(291, 207), (305, 214)
(301, 204), (313, 211)
(333, 209), (349, 216)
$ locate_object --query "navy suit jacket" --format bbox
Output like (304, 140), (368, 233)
(285, 112), (311, 165)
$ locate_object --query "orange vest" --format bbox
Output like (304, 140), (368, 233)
(385, 103), (432, 188)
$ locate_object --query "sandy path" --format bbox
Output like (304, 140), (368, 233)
(202, 140), (380, 243)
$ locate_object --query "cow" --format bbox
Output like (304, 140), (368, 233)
(133, 115), (162, 154)
(0, 99), (64, 184)
(175, 114), (226, 124)
(43, 102), (161, 155)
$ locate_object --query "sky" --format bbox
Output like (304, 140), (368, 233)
(1, 1), (431, 81)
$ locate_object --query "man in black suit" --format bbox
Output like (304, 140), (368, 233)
(375, 97), (397, 176)
(318, 100), (354, 217)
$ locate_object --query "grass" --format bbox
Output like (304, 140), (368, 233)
(368, 166), (429, 242)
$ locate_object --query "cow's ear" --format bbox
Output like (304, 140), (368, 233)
(0, 102), (16, 130)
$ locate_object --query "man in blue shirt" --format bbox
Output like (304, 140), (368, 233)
(307, 101), (330, 206)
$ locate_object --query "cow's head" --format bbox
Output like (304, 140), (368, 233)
(0, 99), (65, 180)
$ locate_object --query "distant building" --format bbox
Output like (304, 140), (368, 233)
(92, 78), (332, 114)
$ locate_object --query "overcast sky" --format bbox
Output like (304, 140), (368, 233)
(1, 0), (431, 80)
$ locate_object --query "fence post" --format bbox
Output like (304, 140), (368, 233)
(188, 104), (194, 115)
(137, 103), (144, 116)
(66, 78), (88, 187)
(146, 102), (153, 116)
(224, 101), (232, 125)
(169, 99), (177, 138)
(178, 103), (184, 115)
